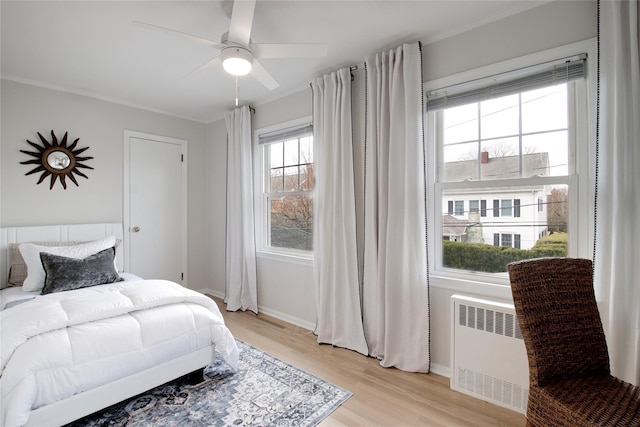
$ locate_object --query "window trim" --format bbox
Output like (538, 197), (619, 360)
(254, 116), (314, 264)
(425, 39), (595, 294)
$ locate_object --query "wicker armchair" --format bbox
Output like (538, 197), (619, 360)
(508, 257), (640, 427)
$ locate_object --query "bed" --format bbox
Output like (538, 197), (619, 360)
(0, 223), (239, 427)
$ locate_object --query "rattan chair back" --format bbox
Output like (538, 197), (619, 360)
(508, 257), (610, 387)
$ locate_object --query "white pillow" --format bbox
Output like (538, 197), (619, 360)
(19, 236), (117, 292)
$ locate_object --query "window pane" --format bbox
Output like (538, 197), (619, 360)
(444, 104), (478, 145)
(469, 200), (479, 213)
(270, 167), (283, 192)
(270, 142), (283, 168)
(300, 164), (314, 190)
(269, 195), (313, 251)
(442, 141), (479, 182)
(441, 184), (569, 273)
(480, 94), (519, 139)
(480, 137), (520, 180)
(300, 136), (313, 164)
(522, 84), (567, 133)
(522, 131), (568, 177)
(283, 139), (299, 167)
(283, 166), (299, 191)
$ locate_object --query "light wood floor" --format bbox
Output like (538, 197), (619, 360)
(212, 297), (526, 427)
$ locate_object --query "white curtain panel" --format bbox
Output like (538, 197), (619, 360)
(224, 105), (258, 314)
(594, 0), (640, 385)
(311, 68), (368, 355)
(362, 42), (430, 372)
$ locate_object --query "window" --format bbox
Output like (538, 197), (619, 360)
(455, 200), (464, 216)
(257, 119), (314, 258)
(500, 200), (512, 217)
(446, 200), (465, 216)
(427, 49), (590, 280)
(491, 199), (520, 217)
(493, 233), (521, 249)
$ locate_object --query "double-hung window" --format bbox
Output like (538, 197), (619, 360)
(426, 47), (591, 281)
(256, 119), (314, 259)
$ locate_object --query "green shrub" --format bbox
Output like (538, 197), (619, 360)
(443, 234), (568, 273)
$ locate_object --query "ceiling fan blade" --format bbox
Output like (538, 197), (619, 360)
(180, 56), (221, 80)
(133, 21), (222, 49)
(251, 59), (279, 91)
(227, 0), (255, 46)
(252, 43), (329, 59)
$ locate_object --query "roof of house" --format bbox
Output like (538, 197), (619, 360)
(443, 215), (471, 237)
(444, 152), (550, 182)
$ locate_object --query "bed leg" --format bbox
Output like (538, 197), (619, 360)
(184, 367), (206, 385)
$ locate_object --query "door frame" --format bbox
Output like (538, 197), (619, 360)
(123, 130), (188, 283)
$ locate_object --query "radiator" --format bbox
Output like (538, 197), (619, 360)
(450, 294), (529, 413)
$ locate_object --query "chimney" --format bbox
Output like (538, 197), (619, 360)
(481, 151), (489, 164)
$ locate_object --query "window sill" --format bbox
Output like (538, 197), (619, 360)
(429, 272), (514, 301)
(256, 250), (313, 267)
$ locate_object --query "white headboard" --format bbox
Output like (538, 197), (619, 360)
(0, 223), (124, 289)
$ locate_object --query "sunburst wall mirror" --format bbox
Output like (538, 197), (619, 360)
(20, 130), (94, 190)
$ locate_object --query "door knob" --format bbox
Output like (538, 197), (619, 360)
(131, 226), (141, 233)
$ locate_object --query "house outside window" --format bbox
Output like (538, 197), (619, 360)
(255, 118), (314, 260)
(426, 48), (590, 280)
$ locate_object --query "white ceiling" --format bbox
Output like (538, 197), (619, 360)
(1, 1), (547, 123)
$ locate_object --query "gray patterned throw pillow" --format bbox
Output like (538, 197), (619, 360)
(40, 247), (123, 295)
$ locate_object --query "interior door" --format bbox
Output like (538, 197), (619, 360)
(124, 131), (187, 283)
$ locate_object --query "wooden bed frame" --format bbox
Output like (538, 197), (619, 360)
(0, 223), (215, 426)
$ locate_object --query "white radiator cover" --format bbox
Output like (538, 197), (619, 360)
(451, 294), (529, 413)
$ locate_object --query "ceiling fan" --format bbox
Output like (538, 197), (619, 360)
(134, 0), (328, 91)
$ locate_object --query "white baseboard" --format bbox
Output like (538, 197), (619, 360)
(197, 287), (449, 377)
(196, 288), (316, 332)
(430, 362), (449, 378)
(258, 306), (316, 332)
(198, 287), (224, 300)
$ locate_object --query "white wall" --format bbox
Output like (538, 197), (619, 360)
(207, 0), (597, 374)
(0, 80), (210, 288)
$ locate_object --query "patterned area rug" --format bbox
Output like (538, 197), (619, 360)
(67, 339), (351, 426)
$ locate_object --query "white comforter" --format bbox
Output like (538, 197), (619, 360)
(0, 280), (239, 427)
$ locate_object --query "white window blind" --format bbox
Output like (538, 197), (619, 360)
(426, 53), (586, 111)
(258, 123), (313, 145)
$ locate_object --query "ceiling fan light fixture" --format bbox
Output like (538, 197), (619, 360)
(221, 46), (253, 76)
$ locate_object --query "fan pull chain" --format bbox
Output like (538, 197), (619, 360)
(235, 78), (239, 106)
